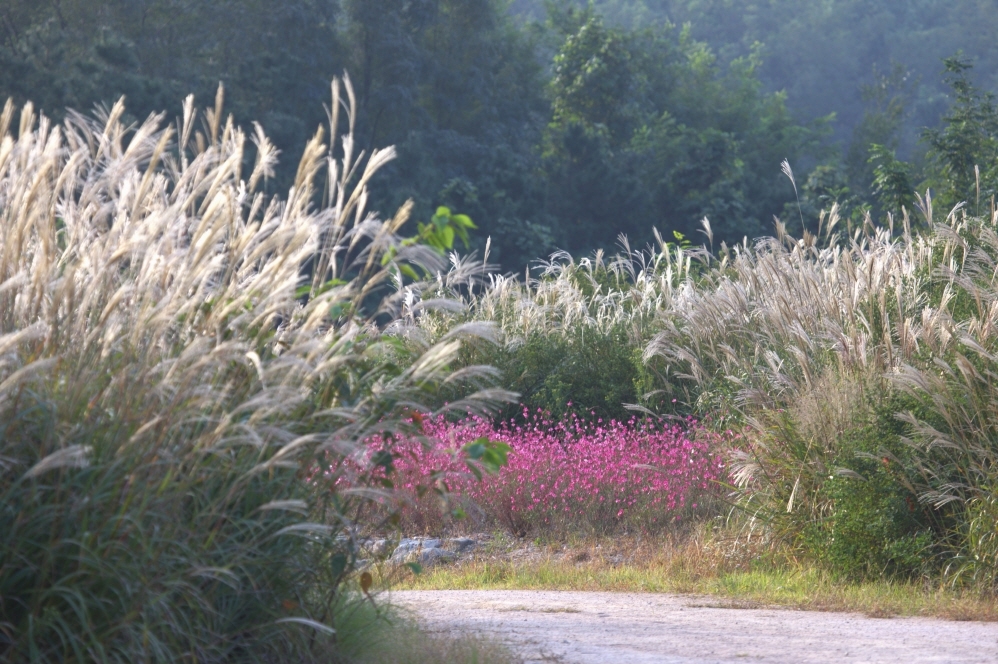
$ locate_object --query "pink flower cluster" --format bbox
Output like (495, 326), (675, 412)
(374, 409), (727, 533)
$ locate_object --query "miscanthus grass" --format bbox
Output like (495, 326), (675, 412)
(0, 77), (508, 662)
(418, 196), (998, 589)
(645, 204), (998, 585)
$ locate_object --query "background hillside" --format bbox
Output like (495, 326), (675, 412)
(4, 0), (995, 268)
(511, 1), (998, 150)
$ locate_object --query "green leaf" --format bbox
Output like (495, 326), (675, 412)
(462, 438), (511, 476)
(463, 438), (487, 460)
(330, 552), (348, 580)
(405, 562), (423, 575)
(432, 208), (450, 230)
(480, 441), (511, 474)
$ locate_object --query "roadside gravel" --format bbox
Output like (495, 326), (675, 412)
(391, 589), (998, 663)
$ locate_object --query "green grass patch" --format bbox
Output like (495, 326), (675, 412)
(394, 559), (998, 621)
(333, 592), (516, 664)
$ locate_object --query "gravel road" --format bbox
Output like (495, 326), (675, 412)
(391, 590), (998, 663)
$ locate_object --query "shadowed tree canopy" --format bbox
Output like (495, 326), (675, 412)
(3, 0), (994, 269)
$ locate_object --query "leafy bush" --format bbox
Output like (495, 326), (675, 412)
(426, 238), (698, 422)
(817, 468), (933, 580)
(472, 326), (641, 423)
(803, 387), (938, 579)
(726, 372), (936, 579)
(957, 491), (998, 588)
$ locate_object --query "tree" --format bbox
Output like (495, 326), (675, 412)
(343, 0), (553, 269)
(869, 145), (913, 218)
(543, 16), (825, 252)
(923, 57), (998, 214)
(550, 16), (635, 136)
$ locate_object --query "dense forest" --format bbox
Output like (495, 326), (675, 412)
(3, 0), (997, 268)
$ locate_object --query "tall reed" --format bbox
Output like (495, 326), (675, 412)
(413, 233), (700, 420)
(646, 204), (998, 582)
(0, 77), (506, 661)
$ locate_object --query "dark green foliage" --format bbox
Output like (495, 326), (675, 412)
(717, 360), (946, 581)
(808, 398), (939, 580)
(520, 0), (998, 152)
(786, 164), (860, 228)
(469, 327), (642, 423)
(0, 0), (341, 191)
(550, 16), (635, 134)
(338, 0), (555, 269)
(869, 145), (914, 217)
(0, 20), (178, 122)
(842, 63), (915, 207)
(817, 474), (933, 581)
(515, 0), (998, 235)
(922, 57), (998, 213)
(0, 0), (828, 270)
(797, 57), (998, 223)
(543, 15), (825, 251)
(10, 0), (998, 271)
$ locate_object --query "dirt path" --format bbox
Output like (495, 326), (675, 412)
(391, 590), (998, 663)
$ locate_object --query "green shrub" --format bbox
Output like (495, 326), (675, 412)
(470, 326), (641, 422)
(808, 402), (938, 580)
(729, 372), (939, 580)
(418, 238), (696, 423)
(955, 490), (998, 588)
(816, 471), (933, 580)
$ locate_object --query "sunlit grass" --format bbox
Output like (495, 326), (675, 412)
(390, 539), (998, 622)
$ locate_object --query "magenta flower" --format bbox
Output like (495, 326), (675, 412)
(329, 409), (728, 534)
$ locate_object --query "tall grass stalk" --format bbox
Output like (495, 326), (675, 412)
(415, 199), (998, 582)
(0, 77), (507, 662)
(646, 201), (998, 583)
